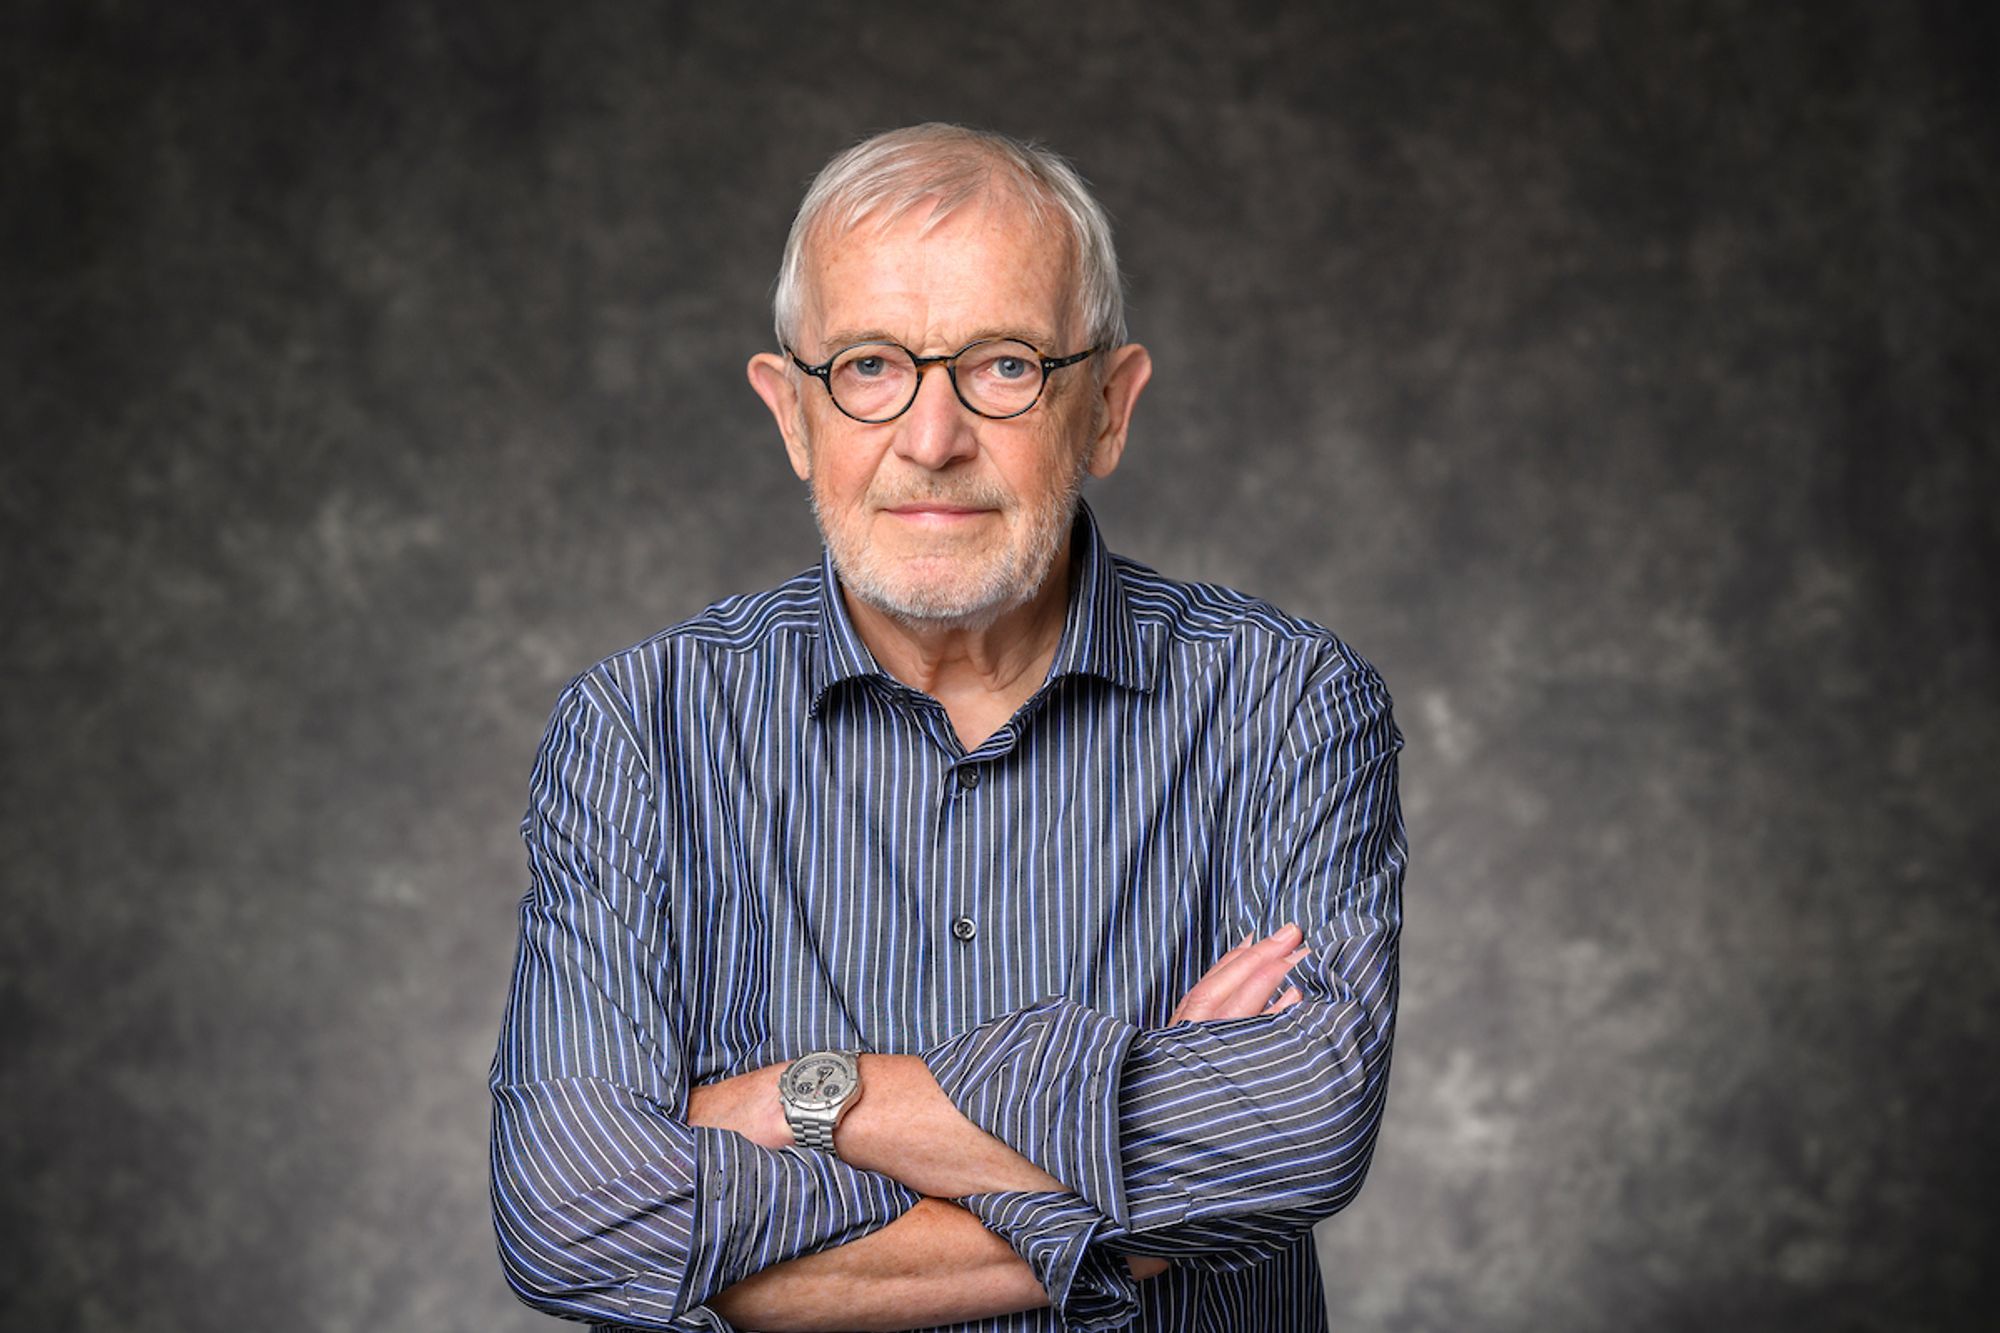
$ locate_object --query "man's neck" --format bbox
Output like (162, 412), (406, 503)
(842, 546), (1074, 752)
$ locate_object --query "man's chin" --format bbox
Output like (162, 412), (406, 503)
(846, 572), (1025, 632)
(819, 495), (1081, 635)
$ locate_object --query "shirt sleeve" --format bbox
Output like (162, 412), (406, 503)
(490, 675), (919, 1329)
(925, 654), (1404, 1275)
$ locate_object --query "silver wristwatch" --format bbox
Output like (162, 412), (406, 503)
(777, 1050), (861, 1152)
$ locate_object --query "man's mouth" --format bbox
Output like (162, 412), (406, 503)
(885, 502), (988, 516)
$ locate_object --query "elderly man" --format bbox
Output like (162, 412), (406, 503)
(491, 124), (1404, 1332)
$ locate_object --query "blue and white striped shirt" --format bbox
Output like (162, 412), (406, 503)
(491, 506), (1405, 1331)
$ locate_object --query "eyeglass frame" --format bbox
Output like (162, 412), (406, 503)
(786, 337), (1099, 423)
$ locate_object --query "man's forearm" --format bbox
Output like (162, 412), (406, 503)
(689, 1053), (1064, 1199)
(688, 932), (1312, 1200)
(838, 1054), (1068, 1196)
(684, 932), (1308, 1328)
(691, 1054), (1165, 1327)
(710, 1197), (1045, 1332)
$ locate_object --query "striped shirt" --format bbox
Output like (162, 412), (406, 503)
(491, 505), (1405, 1331)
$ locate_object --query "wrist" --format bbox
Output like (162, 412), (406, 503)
(829, 1054), (927, 1166)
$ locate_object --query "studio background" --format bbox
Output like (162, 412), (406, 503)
(5, 2), (1995, 1329)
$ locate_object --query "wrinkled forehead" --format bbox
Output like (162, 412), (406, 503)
(823, 175), (1061, 243)
(798, 188), (1082, 331)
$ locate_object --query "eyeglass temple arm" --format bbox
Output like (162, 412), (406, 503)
(786, 348), (830, 380)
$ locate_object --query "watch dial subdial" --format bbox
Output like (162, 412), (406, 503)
(787, 1055), (855, 1108)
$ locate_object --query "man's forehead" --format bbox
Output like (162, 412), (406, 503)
(797, 194), (1079, 346)
(811, 191), (1070, 268)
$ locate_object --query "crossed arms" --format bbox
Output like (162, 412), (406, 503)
(490, 661), (1403, 1330)
(691, 930), (1312, 1329)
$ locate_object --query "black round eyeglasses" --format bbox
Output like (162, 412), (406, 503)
(787, 338), (1097, 423)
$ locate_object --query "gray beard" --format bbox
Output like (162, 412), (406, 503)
(810, 464), (1089, 634)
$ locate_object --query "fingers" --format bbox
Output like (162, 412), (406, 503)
(1169, 938), (1263, 1023)
(1169, 924), (1312, 1024)
(1251, 947), (1310, 1008)
(1178, 937), (1307, 1022)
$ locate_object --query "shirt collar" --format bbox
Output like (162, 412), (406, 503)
(1045, 501), (1154, 693)
(808, 500), (1155, 713)
(811, 551), (887, 703)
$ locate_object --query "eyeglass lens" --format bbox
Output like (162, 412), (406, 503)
(827, 340), (1046, 421)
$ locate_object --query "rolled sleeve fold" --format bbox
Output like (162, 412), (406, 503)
(922, 997), (1137, 1227)
(961, 1191), (1142, 1332)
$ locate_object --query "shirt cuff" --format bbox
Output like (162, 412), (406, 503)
(960, 1191), (1141, 1332)
(682, 1127), (921, 1303)
(922, 997), (1137, 1226)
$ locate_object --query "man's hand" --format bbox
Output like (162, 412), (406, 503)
(686, 1060), (790, 1148)
(1168, 923), (1311, 1024)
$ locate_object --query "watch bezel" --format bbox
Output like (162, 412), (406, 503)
(780, 1050), (860, 1113)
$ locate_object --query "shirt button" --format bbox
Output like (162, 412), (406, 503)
(956, 766), (981, 790)
(951, 916), (977, 941)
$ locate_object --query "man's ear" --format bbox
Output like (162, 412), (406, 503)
(1085, 343), (1153, 479)
(747, 353), (812, 480)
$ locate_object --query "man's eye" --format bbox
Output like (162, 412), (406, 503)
(991, 357), (1030, 380)
(851, 356), (886, 377)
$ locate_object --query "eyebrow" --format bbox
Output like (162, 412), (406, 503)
(809, 327), (1062, 356)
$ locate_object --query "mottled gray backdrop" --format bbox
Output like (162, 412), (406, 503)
(4, 1), (1995, 1329)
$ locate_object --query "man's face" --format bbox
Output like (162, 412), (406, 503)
(773, 198), (1109, 628)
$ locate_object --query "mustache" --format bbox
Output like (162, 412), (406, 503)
(867, 480), (1013, 510)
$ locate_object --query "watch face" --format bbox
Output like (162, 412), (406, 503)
(783, 1053), (856, 1111)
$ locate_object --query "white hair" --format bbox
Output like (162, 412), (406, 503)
(771, 123), (1127, 355)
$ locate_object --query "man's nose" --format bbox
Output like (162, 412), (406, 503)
(891, 363), (979, 469)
